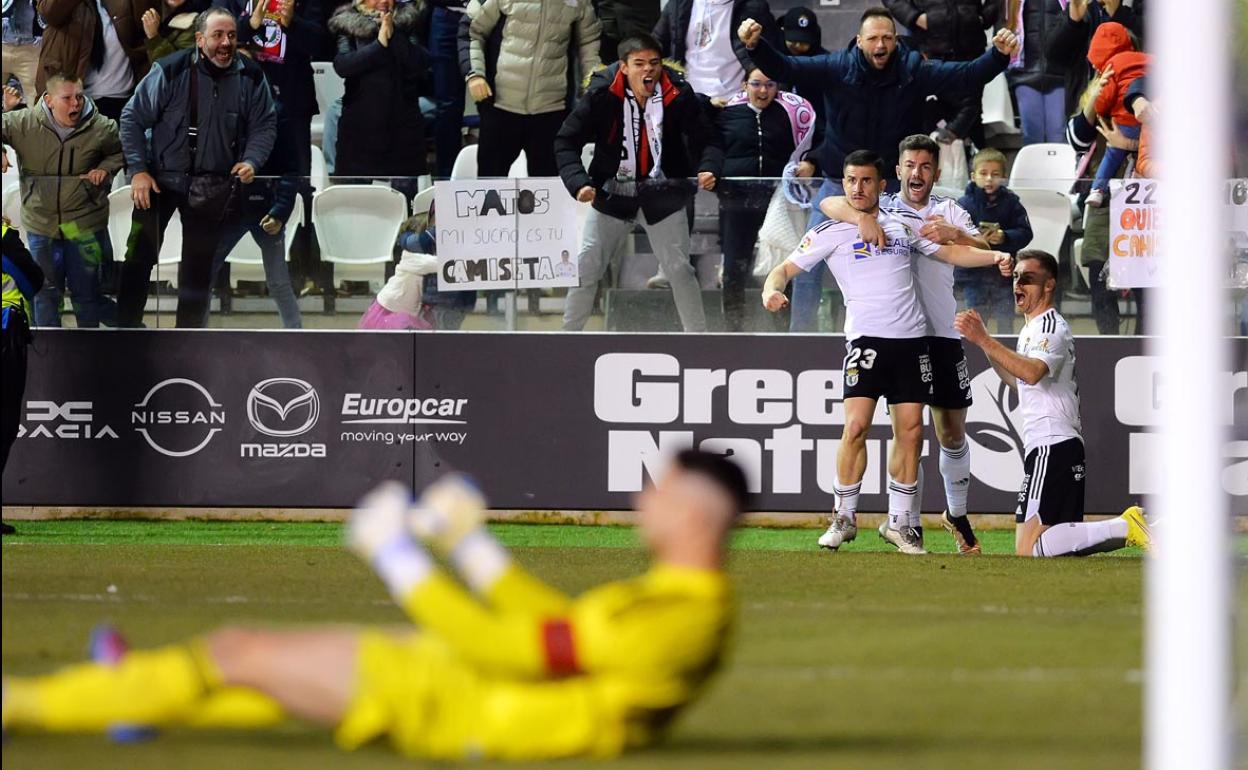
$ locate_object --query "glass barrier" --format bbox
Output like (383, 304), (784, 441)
(4, 172), (1244, 335)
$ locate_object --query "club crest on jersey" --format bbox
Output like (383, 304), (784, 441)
(845, 366), (859, 386)
(851, 242), (871, 260)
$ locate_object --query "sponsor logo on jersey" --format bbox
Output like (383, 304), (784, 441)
(852, 241), (871, 260)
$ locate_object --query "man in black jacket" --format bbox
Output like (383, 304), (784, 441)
(739, 6), (1018, 331)
(883, 0), (997, 147)
(654, 0), (781, 101)
(554, 33), (722, 332)
(117, 8), (277, 328)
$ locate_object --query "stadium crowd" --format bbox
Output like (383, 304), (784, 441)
(0, 0), (1160, 332)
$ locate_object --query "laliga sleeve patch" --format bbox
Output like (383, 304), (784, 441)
(541, 619), (581, 676)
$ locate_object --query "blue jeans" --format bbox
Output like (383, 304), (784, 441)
(207, 219), (303, 329)
(1092, 122), (1141, 193)
(1013, 85), (1067, 145)
(27, 229), (116, 328)
(789, 178), (844, 332)
(429, 6), (466, 179)
(322, 96), (342, 174)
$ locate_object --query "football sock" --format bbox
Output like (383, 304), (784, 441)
(887, 477), (918, 531)
(2, 640), (222, 732)
(371, 535), (435, 598)
(939, 441), (971, 518)
(451, 528), (512, 594)
(834, 481), (861, 524)
(909, 466), (925, 528)
(1032, 519), (1128, 557)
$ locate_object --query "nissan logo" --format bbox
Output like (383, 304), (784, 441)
(246, 378), (320, 438)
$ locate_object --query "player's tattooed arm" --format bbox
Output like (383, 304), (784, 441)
(955, 310), (1049, 387)
(818, 196), (885, 249)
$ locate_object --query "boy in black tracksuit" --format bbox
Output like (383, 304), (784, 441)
(955, 148), (1032, 333)
(554, 33), (723, 333)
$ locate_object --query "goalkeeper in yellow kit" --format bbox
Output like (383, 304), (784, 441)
(2, 450), (748, 761)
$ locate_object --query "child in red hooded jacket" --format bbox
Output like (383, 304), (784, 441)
(1084, 21), (1149, 207)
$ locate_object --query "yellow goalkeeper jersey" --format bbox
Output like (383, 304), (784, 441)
(336, 562), (734, 761)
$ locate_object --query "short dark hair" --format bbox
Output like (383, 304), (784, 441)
(673, 449), (751, 514)
(618, 34), (663, 62)
(898, 134), (940, 162)
(1016, 249), (1059, 282)
(44, 73), (83, 92)
(843, 149), (886, 179)
(860, 6), (896, 29)
(195, 6), (235, 34)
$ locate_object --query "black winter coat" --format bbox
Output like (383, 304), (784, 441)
(653, 0), (782, 74)
(954, 181), (1033, 283)
(717, 98), (821, 179)
(748, 34), (1008, 177)
(329, 3), (428, 178)
(883, 0), (997, 61)
(554, 63), (724, 222)
(1005, 0), (1067, 92)
(220, 0), (332, 119)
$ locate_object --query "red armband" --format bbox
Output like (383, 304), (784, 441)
(541, 618), (581, 676)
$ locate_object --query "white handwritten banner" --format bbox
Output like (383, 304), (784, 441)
(1109, 178), (1248, 289)
(434, 177), (582, 291)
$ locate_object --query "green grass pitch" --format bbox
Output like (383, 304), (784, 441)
(3, 521), (1146, 769)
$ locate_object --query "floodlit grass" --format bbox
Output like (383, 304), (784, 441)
(3, 521), (1145, 769)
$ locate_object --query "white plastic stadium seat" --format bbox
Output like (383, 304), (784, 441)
(2, 182), (21, 231)
(450, 145), (478, 180)
(507, 151), (527, 178)
(225, 199), (304, 286)
(980, 29), (1019, 138)
(1013, 187), (1073, 264)
(311, 144), (329, 192)
(311, 184), (407, 289)
(413, 185), (434, 217)
(449, 145), (528, 180)
(1009, 143), (1077, 194)
(310, 62), (344, 148)
(108, 187), (182, 265)
(3, 159), (22, 229)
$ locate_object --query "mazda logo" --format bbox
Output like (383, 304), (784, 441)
(246, 378), (320, 438)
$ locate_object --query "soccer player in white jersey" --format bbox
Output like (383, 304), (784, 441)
(761, 150), (1011, 555)
(954, 251), (1151, 556)
(817, 135), (990, 554)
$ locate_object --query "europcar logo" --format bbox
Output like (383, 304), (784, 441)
(131, 378), (226, 457)
(246, 378), (320, 437)
(241, 377), (326, 459)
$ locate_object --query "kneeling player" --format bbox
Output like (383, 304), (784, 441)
(2, 450), (748, 760)
(955, 250), (1151, 556)
(761, 150), (1011, 555)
